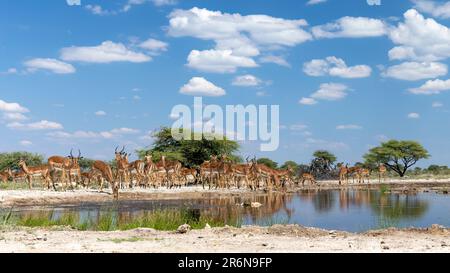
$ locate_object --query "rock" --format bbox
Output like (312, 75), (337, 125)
(251, 202), (262, 208)
(262, 243), (268, 247)
(177, 224), (191, 234)
(382, 245), (390, 250)
(430, 224), (445, 231)
(329, 230), (336, 235)
(205, 223), (211, 229)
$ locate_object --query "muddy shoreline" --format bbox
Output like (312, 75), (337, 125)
(0, 224), (448, 253)
(1, 179), (449, 208)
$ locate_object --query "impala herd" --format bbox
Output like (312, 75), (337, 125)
(0, 147), (389, 199)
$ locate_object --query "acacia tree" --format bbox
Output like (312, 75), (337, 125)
(137, 127), (240, 168)
(0, 152), (44, 171)
(364, 140), (430, 177)
(257, 158), (278, 169)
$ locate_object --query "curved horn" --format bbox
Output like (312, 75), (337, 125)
(115, 146), (119, 153)
(69, 149), (74, 158)
(120, 146), (126, 155)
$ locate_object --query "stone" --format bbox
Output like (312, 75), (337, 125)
(177, 224), (192, 234)
(251, 202), (262, 208)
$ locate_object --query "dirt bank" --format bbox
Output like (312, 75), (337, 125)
(0, 224), (448, 253)
(1, 179), (449, 207)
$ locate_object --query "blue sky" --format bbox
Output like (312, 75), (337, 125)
(1, 0), (449, 166)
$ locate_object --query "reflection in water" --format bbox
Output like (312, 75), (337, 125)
(3, 189), (448, 232)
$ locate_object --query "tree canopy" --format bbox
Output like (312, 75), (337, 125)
(256, 158), (278, 169)
(137, 127), (240, 168)
(313, 150), (337, 165)
(280, 161), (299, 173)
(364, 140), (430, 177)
(0, 152), (44, 171)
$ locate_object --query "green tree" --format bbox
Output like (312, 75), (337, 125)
(256, 158), (278, 169)
(0, 152), (44, 171)
(78, 158), (95, 172)
(137, 127), (240, 168)
(364, 140), (430, 177)
(313, 150), (337, 165)
(280, 161), (299, 173)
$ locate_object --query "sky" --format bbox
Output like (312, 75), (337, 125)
(1, 0), (450, 166)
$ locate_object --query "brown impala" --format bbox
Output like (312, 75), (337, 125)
(18, 159), (52, 189)
(47, 149), (82, 191)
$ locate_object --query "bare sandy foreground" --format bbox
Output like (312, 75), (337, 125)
(1, 178), (449, 208)
(0, 224), (448, 253)
(0, 179), (449, 253)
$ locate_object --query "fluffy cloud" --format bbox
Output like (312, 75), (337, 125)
(312, 16), (387, 38)
(19, 140), (33, 146)
(95, 110), (107, 116)
(388, 9), (450, 61)
(2, 113), (28, 121)
(299, 97), (318, 105)
(232, 74), (262, 87)
(168, 7), (311, 73)
(138, 38), (168, 55)
(310, 83), (349, 101)
(24, 58), (76, 74)
(303, 56), (372, 78)
(7, 120), (63, 130)
(412, 0), (450, 19)
(47, 127), (140, 140)
(61, 41), (151, 63)
(383, 62), (447, 81)
(187, 49), (258, 73)
(409, 78), (450, 95)
(432, 101), (443, 108)
(0, 99), (29, 113)
(407, 112), (420, 119)
(259, 55), (291, 67)
(180, 77), (226, 97)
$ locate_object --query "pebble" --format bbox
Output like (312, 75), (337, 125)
(177, 224), (191, 234)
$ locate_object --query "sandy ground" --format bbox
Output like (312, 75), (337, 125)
(0, 179), (449, 253)
(0, 224), (448, 253)
(1, 179), (449, 207)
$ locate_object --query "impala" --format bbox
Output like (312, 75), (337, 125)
(129, 158), (146, 187)
(91, 160), (119, 199)
(338, 163), (349, 185)
(0, 168), (13, 183)
(300, 173), (316, 186)
(48, 149), (82, 191)
(357, 168), (370, 184)
(378, 163), (387, 183)
(115, 146), (130, 189)
(160, 156), (182, 189)
(18, 159), (52, 189)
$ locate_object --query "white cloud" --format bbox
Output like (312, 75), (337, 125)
(138, 38), (169, 55)
(388, 9), (450, 62)
(47, 127), (140, 140)
(307, 0), (327, 5)
(24, 58), (76, 74)
(0, 68), (18, 75)
(232, 74), (262, 87)
(259, 55), (291, 67)
(310, 83), (349, 101)
(383, 62), (447, 81)
(95, 110), (107, 116)
(290, 124), (308, 131)
(303, 56), (372, 78)
(85, 5), (112, 16)
(312, 16), (387, 39)
(168, 7), (311, 72)
(61, 41), (151, 63)
(407, 112), (420, 119)
(336, 124), (362, 130)
(19, 140), (33, 146)
(0, 99), (29, 113)
(432, 101), (443, 108)
(180, 77), (226, 97)
(66, 0), (80, 6)
(2, 113), (28, 121)
(187, 49), (258, 73)
(409, 78), (450, 95)
(7, 120), (63, 130)
(412, 0), (450, 19)
(299, 97), (318, 105)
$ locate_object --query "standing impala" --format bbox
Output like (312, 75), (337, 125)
(18, 159), (52, 189)
(0, 168), (13, 184)
(48, 149), (82, 191)
(92, 160), (119, 199)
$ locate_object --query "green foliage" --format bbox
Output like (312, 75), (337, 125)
(257, 158), (278, 169)
(78, 158), (95, 172)
(0, 152), (44, 171)
(137, 127), (240, 168)
(280, 161), (299, 173)
(364, 140), (430, 177)
(313, 150), (337, 165)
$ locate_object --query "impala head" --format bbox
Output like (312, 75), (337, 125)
(210, 155), (218, 162)
(115, 146), (126, 161)
(18, 159), (26, 167)
(144, 155), (153, 163)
